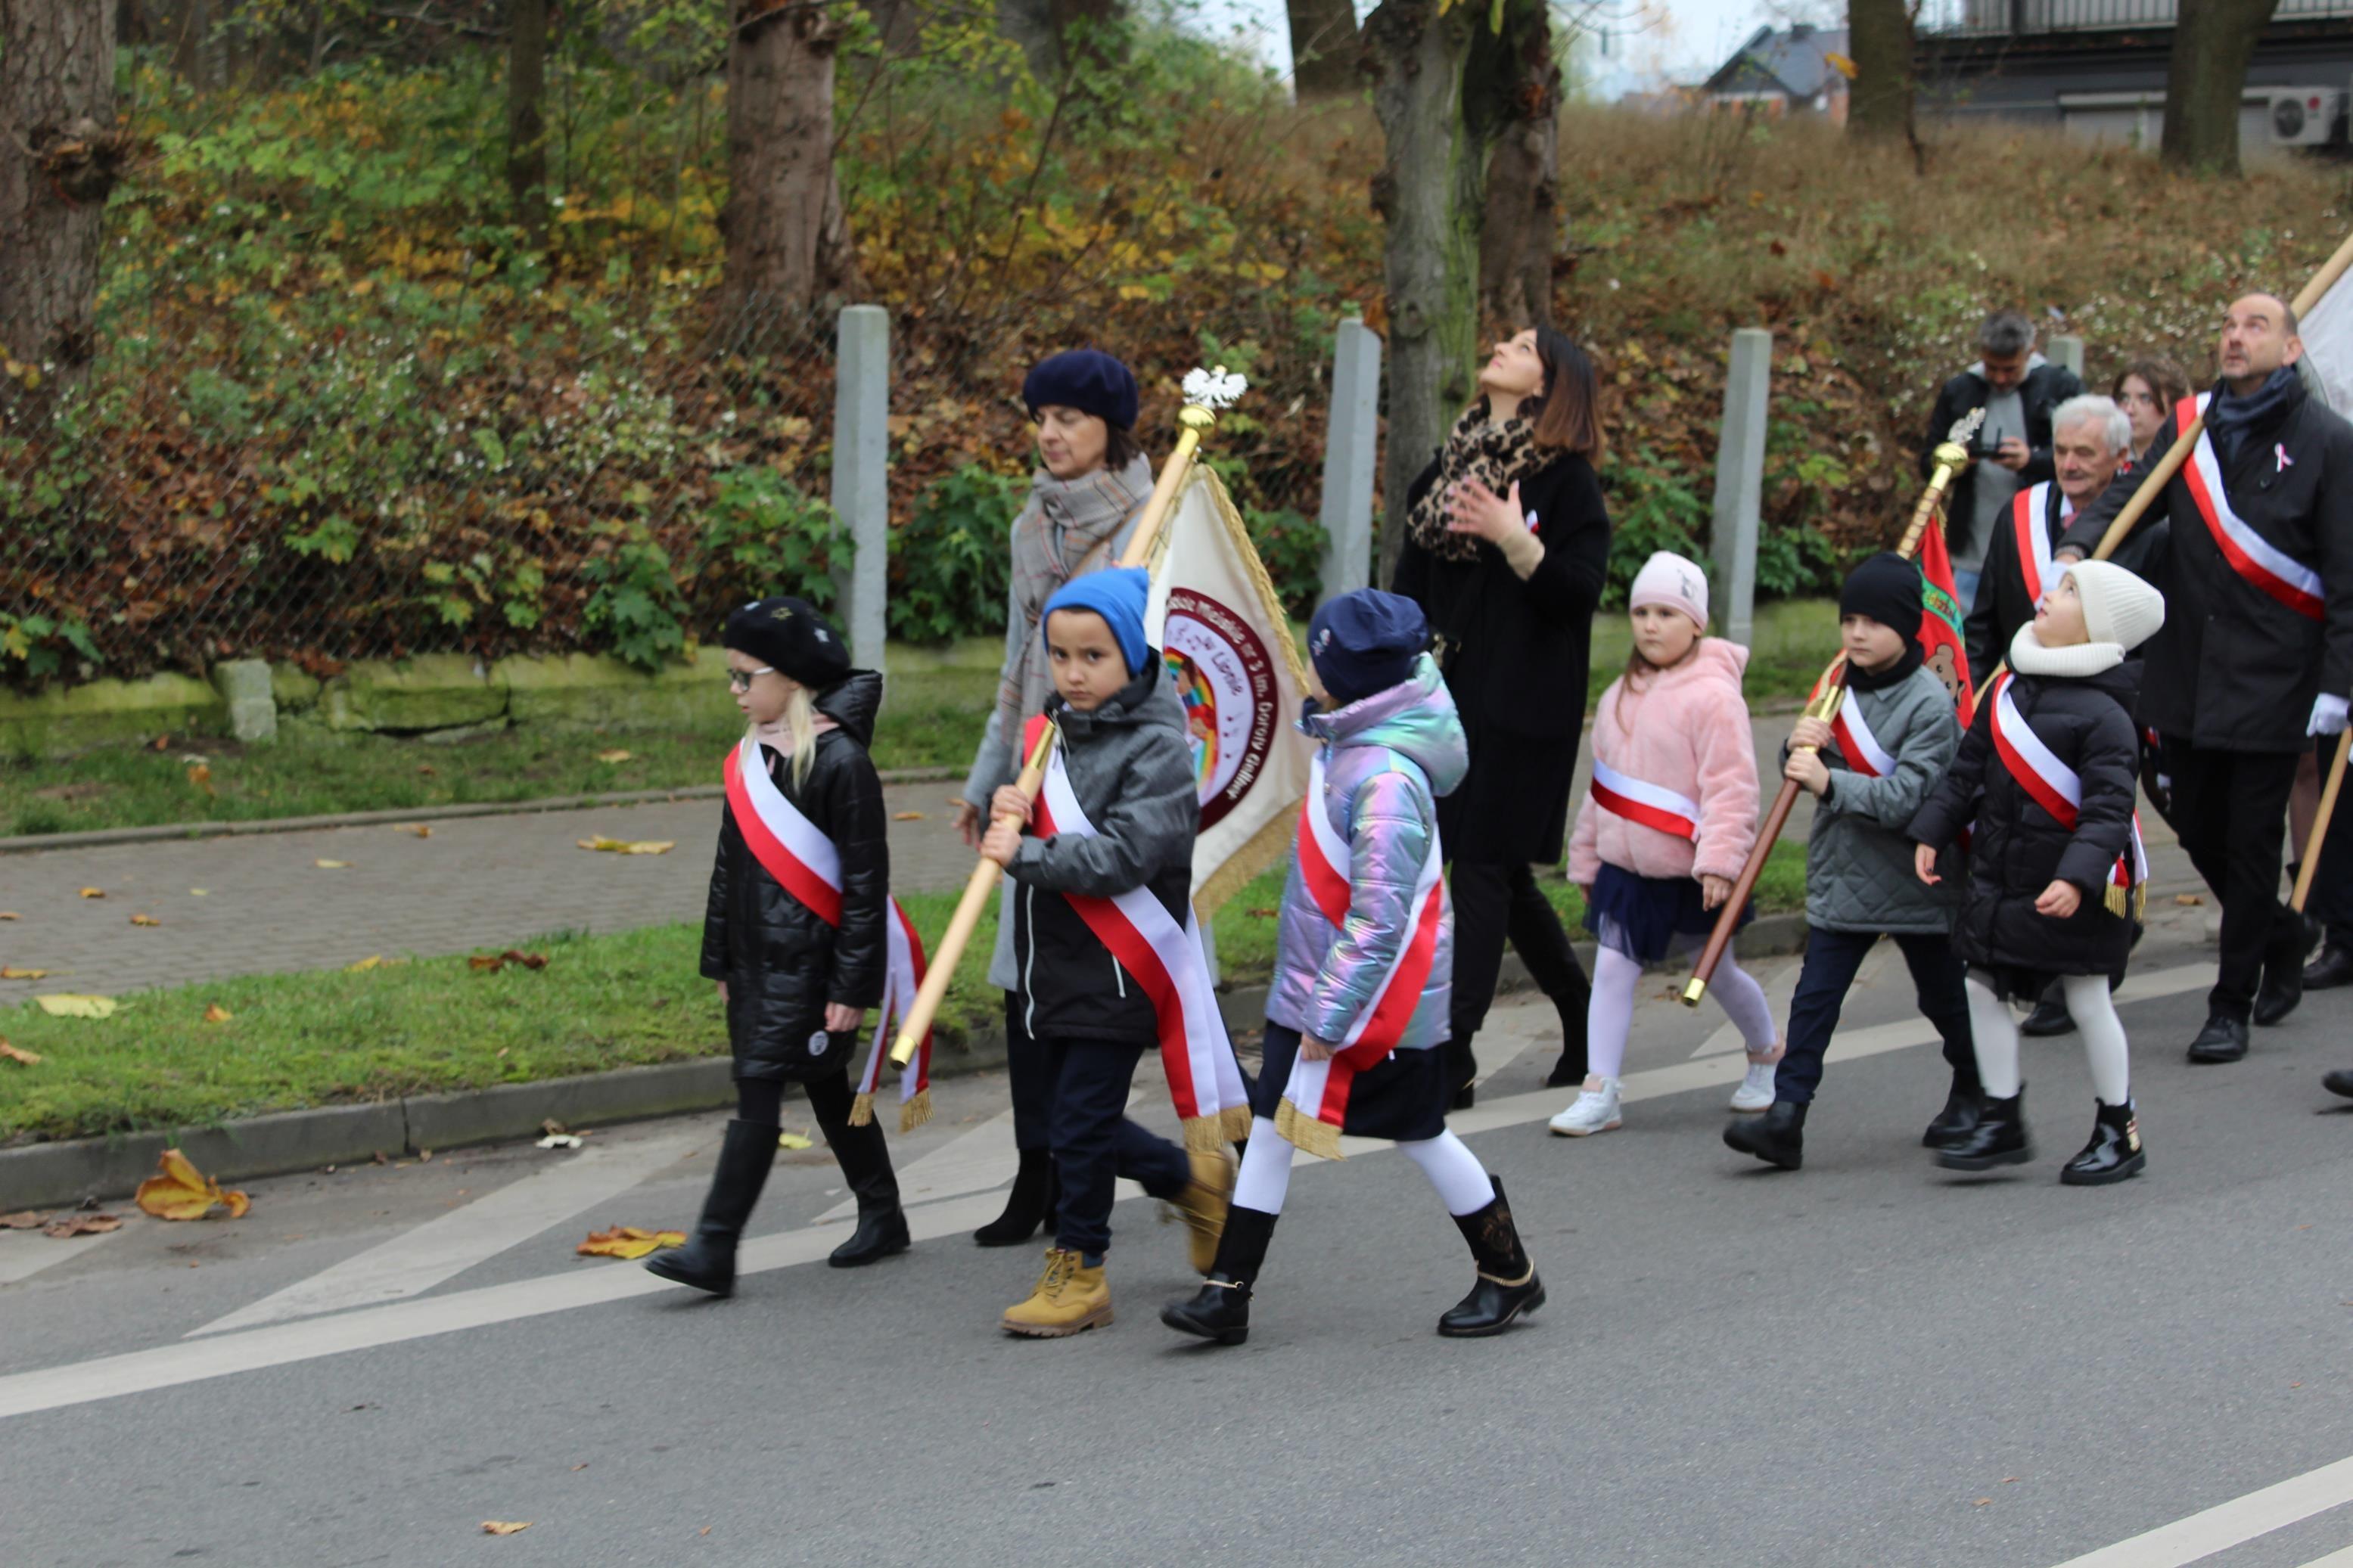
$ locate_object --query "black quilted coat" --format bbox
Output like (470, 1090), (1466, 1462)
(700, 672), (888, 1082)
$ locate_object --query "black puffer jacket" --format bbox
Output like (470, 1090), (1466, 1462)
(700, 672), (888, 1082)
(1908, 659), (2142, 980)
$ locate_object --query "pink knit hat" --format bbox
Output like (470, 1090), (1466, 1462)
(1628, 551), (1709, 631)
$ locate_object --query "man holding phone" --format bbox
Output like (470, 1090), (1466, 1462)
(1918, 309), (2084, 610)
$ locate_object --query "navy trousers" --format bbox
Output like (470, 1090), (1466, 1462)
(1043, 1035), (1192, 1256)
(1776, 927), (1976, 1105)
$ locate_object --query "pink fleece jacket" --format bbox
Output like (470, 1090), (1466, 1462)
(1568, 636), (1759, 885)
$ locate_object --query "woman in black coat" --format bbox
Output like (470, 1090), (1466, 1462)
(1392, 327), (1613, 1101)
(648, 597), (909, 1296)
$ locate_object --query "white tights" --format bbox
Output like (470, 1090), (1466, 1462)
(1229, 1115), (1495, 1218)
(1586, 942), (1778, 1082)
(1965, 973), (2129, 1104)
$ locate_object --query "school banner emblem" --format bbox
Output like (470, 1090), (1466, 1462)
(1144, 464), (1315, 914)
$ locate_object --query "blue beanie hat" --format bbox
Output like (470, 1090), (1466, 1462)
(1024, 349), (1140, 432)
(1308, 589), (1427, 706)
(1041, 567), (1152, 678)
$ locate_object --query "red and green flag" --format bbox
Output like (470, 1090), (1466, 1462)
(1915, 514), (1977, 725)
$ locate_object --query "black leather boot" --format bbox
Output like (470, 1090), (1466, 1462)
(2020, 980), (2075, 1038)
(1438, 1176), (1545, 1337)
(2306, 945), (2353, 992)
(822, 1114), (909, 1268)
(1161, 1205), (1276, 1345)
(1723, 1099), (1806, 1170)
(2255, 914), (2322, 1026)
(974, 1149), (1057, 1247)
(1934, 1088), (2032, 1172)
(1922, 1082), (1984, 1150)
(1543, 972), (1592, 1088)
(1447, 1033), (1478, 1110)
(2060, 1099), (2146, 1186)
(645, 1119), (776, 1296)
(2187, 1012), (2250, 1064)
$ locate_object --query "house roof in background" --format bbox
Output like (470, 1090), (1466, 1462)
(1704, 23), (1851, 99)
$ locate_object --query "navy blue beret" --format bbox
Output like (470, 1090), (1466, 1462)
(1024, 349), (1139, 431)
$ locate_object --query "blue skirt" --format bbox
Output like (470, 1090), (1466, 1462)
(1584, 863), (1754, 966)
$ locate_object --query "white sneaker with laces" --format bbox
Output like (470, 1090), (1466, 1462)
(1548, 1075), (1623, 1137)
(1730, 1044), (1784, 1113)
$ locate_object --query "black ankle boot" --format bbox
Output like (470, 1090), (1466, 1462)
(2255, 915), (2321, 1026)
(822, 1116), (909, 1268)
(1935, 1087), (2032, 1172)
(2060, 1099), (2145, 1186)
(1447, 1034), (1478, 1110)
(645, 1120), (776, 1296)
(2187, 1012), (2250, 1063)
(974, 1149), (1056, 1247)
(2020, 980), (2075, 1038)
(1922, 1082), (1985, 1150)
(1438, 1176), (1545, 1337)
(1724, 1100), (1807, 1169)
(1546, 984), (1590, 1088)
(1161, 1205), (1276, 1345)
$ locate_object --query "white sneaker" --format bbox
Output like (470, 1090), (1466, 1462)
(1730, 1044), (1784, 1113)
(1548, 1075), (1623, 1137)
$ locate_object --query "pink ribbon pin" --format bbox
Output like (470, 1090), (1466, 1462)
(2277, 442), (2295, 472)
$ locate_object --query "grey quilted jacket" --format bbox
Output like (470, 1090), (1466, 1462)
(1801, 663), (1963, 936)
(1265, 655), (1469, 1050)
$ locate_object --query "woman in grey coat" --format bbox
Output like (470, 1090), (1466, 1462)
(956, 349), (1156, 1247)
(1724, 554), (1977, 1172)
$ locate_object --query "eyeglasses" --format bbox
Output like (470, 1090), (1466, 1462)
(727, 666), (773, 693)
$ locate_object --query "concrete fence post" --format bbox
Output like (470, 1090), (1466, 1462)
(2048, 334), (2086, 379)
(831, 304), (891, 671)
(1714, 328), (1772, 648)
(1317, 317), (1382, 607)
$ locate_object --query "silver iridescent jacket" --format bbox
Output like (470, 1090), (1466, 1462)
(1265, 654), (1469, 1051)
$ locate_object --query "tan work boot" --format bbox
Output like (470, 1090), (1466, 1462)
(999, 1247), (1114, 1337)
(1166, 1147), (1234, 1275)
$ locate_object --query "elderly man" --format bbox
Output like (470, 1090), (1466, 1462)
(1965, 393), (2134, 682)
(2060, 293), (2353, 1061)
(1921, 309), (2084, 608)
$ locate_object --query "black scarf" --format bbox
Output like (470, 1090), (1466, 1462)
(1845, 643), (1922, 693)
(2206, 366), (2300, 467)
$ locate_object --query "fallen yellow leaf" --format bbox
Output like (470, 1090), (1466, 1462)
(577, 1225), (687, 1259)
(134, 1148), (250, 1222)
(45, 1212), (120, 1237)
(1, 1040), (42, 1066)
(34, 994), (115, 1019)
(776, 1132), (813, 1150)
(202, 1004), (233, 1023)
(0, 1209), (45, 1228)
(595, 749), (633, 762)
(2, 966), (50, 980)
(187, 762), (215, 795)
(130, 914), (160, 927)
(79, 887), (104, 899)
(189, 889), (208, 896)
(480, 1522), (533, 1536)
(893, 811), (927, 821)
(397, 824), (431, 838)
(577, 837), (674, 855)
(345, 955), (384, 972)
(0, 911), (19, 919)
(315, 859), (351, 869)
(2175, 893), (2203, 906)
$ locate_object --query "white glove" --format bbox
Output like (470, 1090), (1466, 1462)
(2311, 693), (2350, 737)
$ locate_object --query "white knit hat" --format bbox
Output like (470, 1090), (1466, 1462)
(2065, 560), (2165, 653)
(1629, 551), (1709, 631)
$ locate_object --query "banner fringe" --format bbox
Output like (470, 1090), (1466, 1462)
(1219, 1102), (1254, 1144)
(1195, 806), (1301, 918)
(1273, 1098), (1344, 1160)
(847, 1092), (874, 1129)
(897, 1087), (933, 1134)
(1180, 1113), (1230, 1153)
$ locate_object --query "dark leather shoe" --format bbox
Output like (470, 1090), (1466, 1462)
(2322, 1069), (2353, 1100)
(2256, 917), (2324, 1025)
(2019, 996), (2075, 1037)
(2187, 1013), (2250, 1063)
(1935, 1089), (2032, 1172)
(2059, 1099), (2145, 1186)
(1161, 1275), (1252, 1344)
(2306, 946), (2353, 992)
(828, 1203), (910, 1267)
(1922, 1085), (1984, 1150)
(1723, 1100), (1806, 1169)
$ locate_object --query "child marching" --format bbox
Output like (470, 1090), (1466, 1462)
(1160, 591), (1546, 1346)
(1721, 554), (1978, 1172)
(649, 598), (919, 1296)
(1908, 561), (2166, 1185)
(1551, 551), (1784, 1137)
(980, 567), (1242, 1336)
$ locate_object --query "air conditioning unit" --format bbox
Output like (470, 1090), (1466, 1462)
(2266, 88), (2339, 146)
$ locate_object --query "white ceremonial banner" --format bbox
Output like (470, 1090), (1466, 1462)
(2303, 271), (2353, 415)
(1144, 463), (1316, 913)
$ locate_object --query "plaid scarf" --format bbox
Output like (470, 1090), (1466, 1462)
(1407, 402), (1541, 564)
(996, 455), (1155, 746)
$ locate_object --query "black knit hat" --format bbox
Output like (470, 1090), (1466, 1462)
(1840, 552), (1923, 641)
(722, 597), (851, 688)
(1023, 349), (1139, 431)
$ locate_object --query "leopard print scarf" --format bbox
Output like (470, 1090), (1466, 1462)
(1407, 402), (1541, 564)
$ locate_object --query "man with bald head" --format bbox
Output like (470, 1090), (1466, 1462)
(2061, 293), (2353, 1062)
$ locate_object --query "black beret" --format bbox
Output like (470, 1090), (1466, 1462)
(1023, 349), (1139, 431)
(722, 596), (851, 688)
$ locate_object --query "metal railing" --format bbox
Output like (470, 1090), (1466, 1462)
(1921, 0), (2353, 36)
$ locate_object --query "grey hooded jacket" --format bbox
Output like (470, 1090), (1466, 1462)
(1799, 663), (1963, 936)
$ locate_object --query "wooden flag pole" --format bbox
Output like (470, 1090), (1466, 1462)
(2291, 730), (2351, 915)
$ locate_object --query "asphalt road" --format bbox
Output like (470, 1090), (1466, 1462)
(5, 904), (2353, 1568)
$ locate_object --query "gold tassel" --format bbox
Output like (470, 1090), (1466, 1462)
(1218, 1102), (1254, 1144)
(847, 1092), (874, 1129)
(897, 1087), (933, 1134)
(1273, 1098), (1343, 1161)
(1180, 1114), (1229, 1153)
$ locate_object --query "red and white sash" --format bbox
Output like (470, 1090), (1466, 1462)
(1273, 747), (1448, 1159)
(2177, 392), (2324, 621)
(1590, 757), (1700, 840)
(723, 737), (934, 1131)
(1028, 720), (1251, 1148)
(1986, 674), (2148, 918)
(2010, 482), (2071, 607)
(1805, 661), (1898, 779)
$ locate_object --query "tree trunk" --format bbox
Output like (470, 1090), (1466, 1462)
(1469, 0), (1556, 331)
(1285, 0), (1360, 98)
(717, 0), (854, 354)
(2161, 0), (2280, 175)
(0, 0), (118, 415)
(1846, 0), (1913, 142)
(1366, 0), (1481, 584)
(506, 0), (550, 250)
